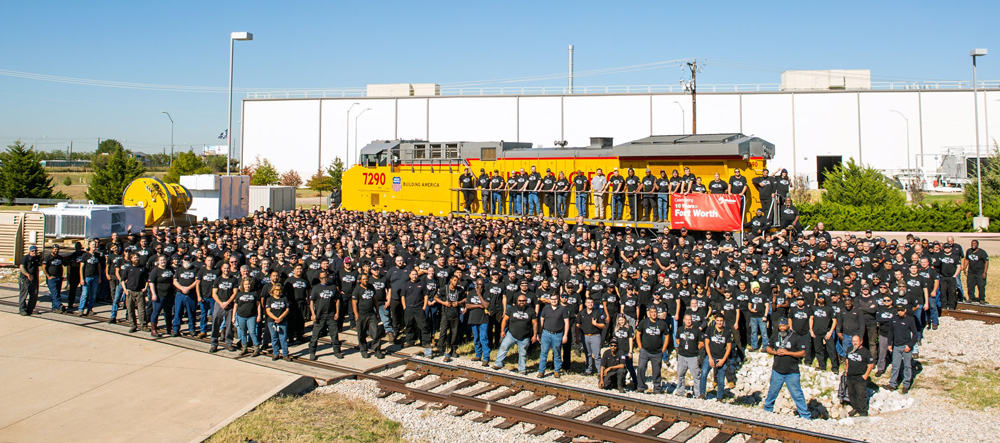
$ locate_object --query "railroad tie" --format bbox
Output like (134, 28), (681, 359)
(414, 377), (450, 391)
(641, 418), (675, 437)
(462, 384), (499, 397)
(472, 413), (496, 423)
(530, 397), (566, 412)
(399, 372), (428, 383)
(587, 409), (621, 424)
(706, 432), (734, 443)
(437, 379), (477, 395)
(612, 413), (648, 430)
(560, 404), (594, 419)
(394, 396), (417, 406)
(672, 424), (705, 442)
(483, 388), (520, 402)
(508, 393), (543, 408)
(494, 417), (520, 430)
(744, 437), (765, 443)
(525, 425), (551, 436)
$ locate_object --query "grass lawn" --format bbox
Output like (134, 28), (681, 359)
(49, 170), (167, 200)
(921, 193), (964, 205)
(940, 364), (1000, 411)
(0, 205), (46, 212)
(984, 257), (1000, 306)
(207, 391), (404, 443)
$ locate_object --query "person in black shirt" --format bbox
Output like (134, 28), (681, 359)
(264, 285), (292, 361)
(635, 306), (669, 392)
(309, 271), (343, 360)
(122, 254), (149, 333)
(674, 314), (704, 398)
(41, 244), (66, 313)
(842, 335), (874, 416)
(624, 168), (640, 221)
(752, 169), (775, 222)
(351, 274), (382, 359)
(210, 263), (238, 352)
(459, 167), (475, 213)
(434, 275), (466, 361)
(18, 246), (41, 316)
(963, 239), (989, 304)
(639, 169), (656, 221)
(886, 305), (918, 393)
(171, 256), (199, 337)
(65, 242), (83, 312)
(938, 243), (961, 309)
(401, 269), (433, 358)
(599, 341), (627, 392)
(234, 278), (262, 356)
(195, 255), (220, 338)
(577, 298), (606, 375)
(283, 264), (310, 343)
(701, 315), (732, 400)
(809, 295), (837, 371)
(655, 170), (671, 222)
(538, 293), (570, 378)
(763, 319), (811, 419)
(609, 169), (625, 220)
(477, 168), (492, 215)
(493, 294), (538, 374)
(78, 239), (104, 317)
(147, 255), (174, 338)
(467, 278), (491, 365)
(572, 169), (589, 218)
(490, 169), (505, 215)
(708, 173), (729, 194)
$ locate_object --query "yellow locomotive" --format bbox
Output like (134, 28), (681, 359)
(342, 133), (774, 227)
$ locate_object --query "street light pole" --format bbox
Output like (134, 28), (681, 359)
(354, 108), (372, 166)
(161, 111), (174, 167)
(890, 110), (910, 170)
(672, 101), (685, 134)
(346, 102), (360, 165)
(227, 32), (253, 175)
(33, 135), (45, 149)
(971, 49), (988, 220)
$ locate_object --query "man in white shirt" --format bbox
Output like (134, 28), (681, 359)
(591, 169), (608, 219)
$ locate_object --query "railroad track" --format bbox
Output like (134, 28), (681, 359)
(942, 302), (1000, 324)
(359, 358), (864, 443)
(2, 295), (862, 443)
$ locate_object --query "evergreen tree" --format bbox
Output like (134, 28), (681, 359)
(85, 146), (146, 204)
(964, 143), (1000, 209)
(822, 158), (904, 207)
(0, 140), (65, 201)
(163, 150), (212, 183)
(326, 157), (345, 189)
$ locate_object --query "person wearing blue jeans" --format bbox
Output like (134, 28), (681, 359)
(763, 319), (811, 419)
(749, 316), (769, 350)
(494, 334), (532, 373)
(657, 194), (669, 221)
(466, 284), (491, 364)
(538, 294), (570, 377)
(492, 296), (537, 373)
(46, 277), (64, 311)
(234, 279), (262, 356)
(612, 194), (625, 220)
(41, 244), (65, 312)
(264, 285), (291, 361)
(527, 191), (541, 216)
(172, 258), (199, 336)
(701, 316), (732, 400)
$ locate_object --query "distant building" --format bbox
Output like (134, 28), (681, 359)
(40, 159), (91, 168)
(202, 145), (229, 156)
(780, 70), (871, 91)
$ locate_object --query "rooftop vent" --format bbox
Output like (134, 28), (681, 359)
(589, 137), (613, 149)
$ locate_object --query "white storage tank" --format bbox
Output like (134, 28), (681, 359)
(180, 174), (250, 221)
(249, 186), (296, 213)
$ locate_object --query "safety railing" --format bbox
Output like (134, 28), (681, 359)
(245, 80), (1000, 99)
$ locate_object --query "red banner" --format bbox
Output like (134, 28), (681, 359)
(670, 194), (743, 231)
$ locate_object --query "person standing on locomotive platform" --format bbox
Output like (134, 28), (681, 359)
(609, 169), (626, 220)
(963, 240), (988, 304)
(655, 170), (671, 222)
(680, 166), (696, 193)
(506, 171), (519, 216)
(591, 168), (608, 219)
(537, 168), (554, 217)
(753, 168), (775, 220)
(728, 168), (749, 216)
(708, 172), (729, 195)
(18, 246), (41, 316)
(477, 168), (492, 215)
(527, 165), (544, 216)
(459, 167), (475, 213)
(573, 169), (589, 218)
(490, 169), (505, 215)
(555, 171), (571, 217)
(515, 168), (530, 216)
(640, 168), (656, 221)
(624, 168), (641, 222)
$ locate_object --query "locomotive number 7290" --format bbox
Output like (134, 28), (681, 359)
(362, 172), (387, 185)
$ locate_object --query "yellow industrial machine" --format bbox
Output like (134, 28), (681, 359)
(342, 134), (774, 226)
(122, 177), (196, 226)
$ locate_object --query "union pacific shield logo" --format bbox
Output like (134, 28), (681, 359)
(392, 176), (401, 192)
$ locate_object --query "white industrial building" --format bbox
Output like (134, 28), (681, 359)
(241, 71), (999, 189)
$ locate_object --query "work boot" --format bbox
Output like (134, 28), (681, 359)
(129, 326), (138, 333)
(240, 347), (250, 356)
(209, 345), (218, 353)
(197, 332), (207, 339)
(252, 346), (262, 357)
(285, 356), (293, 362)
(272, 353), (280, 361)
(226, 343), (235, 352)
(309, 352), (317, 361)
(333, 351), (344, 359)
(901, 386), (909, 394)
(375, 350), (385, 359)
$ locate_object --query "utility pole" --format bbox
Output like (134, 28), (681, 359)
(685, 60), (700, 134)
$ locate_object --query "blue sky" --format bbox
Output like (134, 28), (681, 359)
(1, 0), (997, 155)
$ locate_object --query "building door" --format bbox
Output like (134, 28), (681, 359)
(817, 156), (842, 188)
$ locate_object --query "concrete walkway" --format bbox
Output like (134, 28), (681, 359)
(0, 310), (307, 443)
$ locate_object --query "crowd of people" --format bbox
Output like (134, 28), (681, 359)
(14, 193), (991, 420)
(457, 166), (796, 226)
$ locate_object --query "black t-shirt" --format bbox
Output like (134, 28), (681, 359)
(122, 263), (148, 291)
(748, 293), (767, 317)
(459, 173), (474, 190)
(789, 304), (810, 335)
(81, 252), (102, 278)
(310, 284), (339, 318)
(214, 275), (238, 303)
(577, 308), (606, 335)
(539, 304), (569, 333)
(810, 305), (834, 333)
(527, 172), (542, 191)
(601, 348), (626, 371)
(197, 268), (220, 299)
(609, 175), (625, 192)
(353, 283), (378, 316)
(466, 290), (488, 324)
(729, 175), (747, 195)
(573, 174), (588, 192)
(706, 326), (732, 360)
(637, 317), (669, 353)
(708, 179), (728, 194)
(845, 346), (874, 376)
(555, 178), (570, 196)
(505, 304), (535, 340)
(965, 248), (989, 274)
(656, 177), (671, 194)
(284, 276), (310, 303)
(676, 325), (703, 358)
(235, 290), (258, 318)
(42, 254), (64, 278)
(266, 296), (290, 322)
(438, 284), (466, 318)
(175, 266), (198, 291)
(624, 176), (640, 192)
(149, 267), (175, 298)
(402, 279), (427, 309)
(769, 331), (806, 374)
(612, 324), (634, 352)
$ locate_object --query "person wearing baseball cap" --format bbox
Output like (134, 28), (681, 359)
(459, 167), (476, 213)
(599, 339), (627, 393)
(18, 245), (41, 316)
(490, 169), (505, 216)
(763, 316), (811, 419)
(572, 168), (590, 218)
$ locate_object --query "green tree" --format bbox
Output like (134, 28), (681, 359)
(96, 139), (124, 155)
(821, 158), (904, 207)
(326, 157), (345, 189)
(250, 158), (280, 185)
(0, 140), (66, 201)
(306, 169), (335, 192)
(85, 146), (146, 204)
(965, 143), (1000, 209)
(164, 150), (212, 183)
